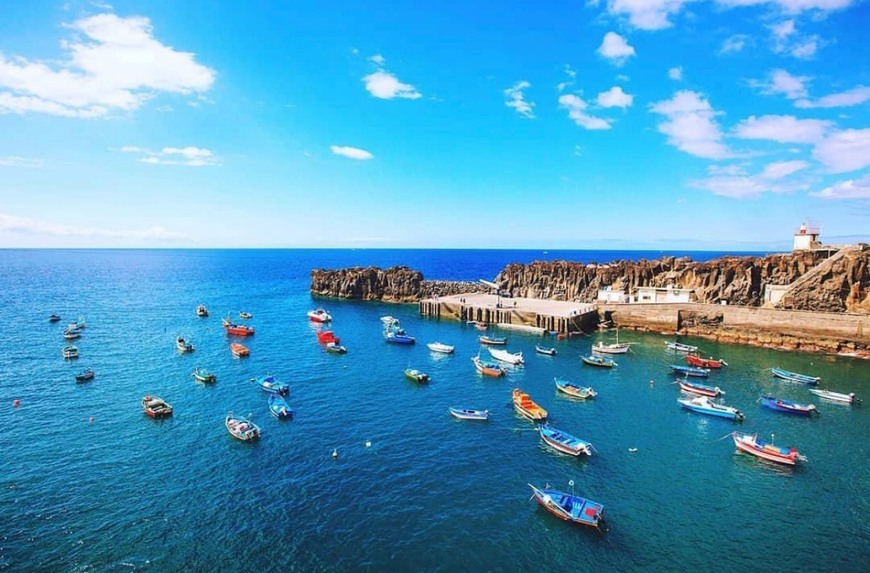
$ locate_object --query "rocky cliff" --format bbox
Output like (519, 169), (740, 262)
(310, 266), (488, 302)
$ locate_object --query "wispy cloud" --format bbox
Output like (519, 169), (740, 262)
(504, 81), (535, 119)
(812, 128), (870, 173)
(558, 94), (611, 130)
(810, 175), (870, 199)
(796, 85), (870, 109)
(597, 32), (636, 66)
(602, 0), (694, 31)
(119, 146), (221, 166)
(0, 156), (44, 167)
(330, 145), (374, 160)
(758, 160), (809, 179)
(650, 90), (731, 159)
(750, 69), (811, 99)
(369, 54), (386, 66)
(668, 66), (683, 81)
(716, 0), (856, 15)
(597, 86), (634, 108)
(362, 61), (421, 100)
(0, 212), (187, 240)
(719, 34), (750, 55)
(691, 159), (810, 199)
(732, 115), (831, 143)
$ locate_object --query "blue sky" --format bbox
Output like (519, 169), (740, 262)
(0, 0), (868, 249)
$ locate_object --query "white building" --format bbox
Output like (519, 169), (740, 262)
(793, 222), (821, 251)
(764, 284), (790, 306)
(597, 287), (630, 304)
(636, 286), (694, 304)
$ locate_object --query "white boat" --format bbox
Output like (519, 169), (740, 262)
(488, 347), (524, 365)
(592, 330), (631, 354)
(808, 388), (860, 404)
(666, 341), (698, 353)
(307, 308), (332, 323)
(225, 413), (260, 441)
(380, 315), (399, 325)
(427, 341), (455, 354)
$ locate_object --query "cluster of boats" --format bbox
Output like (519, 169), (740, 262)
(52, 315), (92, 378)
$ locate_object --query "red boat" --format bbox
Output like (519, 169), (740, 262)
(732, 432), (806, 466)
(686, 354), (727, 368)
(317, 330), (340, 344)
(223, 318), (254, 336)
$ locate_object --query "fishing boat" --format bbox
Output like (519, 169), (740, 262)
(223, 317), (254, 336)
(48, 314), (61, 322)
(527, 484), (604, 529)
(230, 342), (250, 357)
(325, 342), (347, 354)
(384, 324), (415, 344)
(176, 337), (195, 353)
(63, 328), (82, 340)
(592, 330), (631, 354)
(448, 407), (489, 421)
(478, 335), (507, 346)
(225, 413), (260, 441)
(670, 364), (710, 378)
(268, 394), (292, 419)
(192, 367), (216, 383)
(771, 368), (820, 385)
(75, 369), (94, 383)
(488, 347), (524, 365)
(686, 354), (727, 368)
(535, 344), (557, 356)
(678, 396), (744, 421)
(474, 322), (488, 331)
(380, 315), (399, 326)
(512, 388), (548, 421)
(72, 318), (86, 329)
(239, 311), (252, 319)
(251, 375), (289, 395)
(554, 377), (597, 399)
(317, 330), (340, 344)
(62, 345), (79, 359)
(196, 304), (209, 317)
(539, 425), (595, 456)
(678, 379), (724, 398)
(427, 341), (455, 354)
(404, 368), (430, 383)
(666, 341), (698, 353)
(307, 308), (332, 323)
(472, 355), (505, 377)
(808, 388), (860, 404)
(731, 432), (806, 466)
(580, 355), (616, 368)
(142, 396), (173, 418)
(760, 396), (817, 416)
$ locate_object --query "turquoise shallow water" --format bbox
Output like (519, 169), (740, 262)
(0, 249), (868, 572)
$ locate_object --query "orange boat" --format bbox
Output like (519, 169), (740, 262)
(512, 388), (548, 421)
(686, 354), (727, 368)
(223, 318), (254, 336)
(230, 343), (250, 357)
(317, 330), (340, 344)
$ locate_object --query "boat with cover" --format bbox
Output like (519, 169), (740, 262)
(230, 342), (250, 357)
(251, 375), (289, 395)
(808, 388), (860, 404)
(380, 315), (399, 326)
(225, 413), (260, 441)
(731, 432), (806, 466)
(384, 324), (415, 344)
(580, 355), (616, 368)
(317, 330), (340, 344)
(760, 396), (817, 416)
(488, 347), (524, 365)
(176, 337), (195, 353)
(223, 317), (254, 336)
(75, 369), (94, 383)
(471, 355), (505, 377)
(307, 308), (332, 323)
(192, 367), (216, 383)
(448, 407), (489, 421)
(268, 394), (292, 419)
(512, 388), (548, 421)
(666, 341), (697, 353)
(326, 342), (347, 354)
(142, 396), (173, 418)
(678, 379), (724, 397)
(62, 345), (79, 359)
(196, 304), (209, 317)
(48, 314), (61, 322)
(527, 484), (604, 529)
(686, 354), (727, 368)
(239, 311), (252, 319)
(404, 369), (430, 383)
(535, 344), (557, 356)
(678, 396), (744, 421)
(554, 377), (597, 399)
(478, 335), (507, 346)
(771, 368), (820, 385)
(670, 364), (710, 378)
(63, 328), (82, 340)
(427, 341), (455, 354)
(539, 425), (595, 456)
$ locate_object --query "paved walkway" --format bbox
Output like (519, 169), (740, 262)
(423, 293), (595, 318)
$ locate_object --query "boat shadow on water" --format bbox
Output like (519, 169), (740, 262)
(731, 451), (801, 477)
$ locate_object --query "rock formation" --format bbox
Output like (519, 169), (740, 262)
(310, 266), (488, 302)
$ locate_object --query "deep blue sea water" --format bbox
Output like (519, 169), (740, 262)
(0, 249), (867, 572)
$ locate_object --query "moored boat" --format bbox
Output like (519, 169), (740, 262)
(772, 368), (820, 385)
(731, 432), (806, 466)
(239, 311), (252, 319)
(62, 345), (79, 359)
(686, 354), (727, 368)
(317, 330), (340, 344)
(230, 342), (250, 357)
(678, 379), (724, 397)
(196, 304), (209, 317)
(554, 377), (597, 399)
(488, 347), (524, 365)
(326, 342), (347, 354)
(478, 335), (507, 346)
(72, 318), (86, 329)
(380, 315), (399, 326)
(404, 368), (430, 383)
(512, 388), (548, 421)
(760, 396), (817, 416)
(268, 394), (292, 419)
(384, 324), (415, 344)
(226, 413), (260, 441)
(808, 388), (860, 404)
(472, 355), (505, 377)
(592, 330), (631, 354)
(670, 364), (710, 378)
(535, 344), (557, 356)
(307, 308), (332, 323)
(539, 425), (595, 456)
(527, 484), (604, 529)
(48, 314), (61, 322)
(581, 355), (616, 368)
(678, 396), (744, 421)
(223, 317), (254, 336)
(251, 375), (289, 395)
(176, 337), (195, 353)
(142, 396), (173, 418)
(427, 341), (455, 354)
(75, 368), (94, 383)
(192, 367), (216, 383)
(666, 341), (698, 353)
(63, 327), (82, 340)
(448, 407), (489, 421)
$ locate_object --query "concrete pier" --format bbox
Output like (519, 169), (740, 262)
(419, 293), (597, 334)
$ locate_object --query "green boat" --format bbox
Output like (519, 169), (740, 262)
(404, 368), (430, 383)
(192, 367), (216, 383)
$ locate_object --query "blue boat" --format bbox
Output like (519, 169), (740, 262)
(670, 364), (710, 378)
(384, 324), (415, 344)
(527, 484), (605, 530)
(771, 368), (820, 385)
(539, 425), (595, 456)
(554, 377), (597, 399)
(760, 395), (817, 416)
(580, 355), (616, 368)
(268, 394), (292, 419)
(250, 375), (289, 396)
(448, 407), (489, 421)
(678, 396), (744, 421)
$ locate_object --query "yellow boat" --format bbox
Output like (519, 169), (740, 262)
(512, 388), (548, 421)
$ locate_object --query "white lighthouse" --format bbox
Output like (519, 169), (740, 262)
(793, 221), (821, 251)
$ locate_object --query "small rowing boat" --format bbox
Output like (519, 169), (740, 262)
(678, 379), (724, 398)
(223, 317), (254, 336)
(268, 394), (292, 419)
(63, 328), (82, 340)
(62, 345), (79, 359)
(251, 375), (289, 395)
(176, 337), (195, 353)
(678, 396), (744, 421)
(488, 347), (524, 365)
(226, 413), (260, 441)
(512, 388), (547, 421)
(478, 335), (507, 346)
(448, 407), (489, 421)
(527, 484), (604, 529)
(472, 355), (505, 377)
(535, 344), (556, 356)
(580, 355), (616, 368)
(196, 304), (209, 317)
(686, 354), (727, 368)
(760, 396), (817, 416)
(326, 342), (347, 354)
(404, 368), (430, 383)
(670, 364), (710, 378)
(666, 341), (697, 353)
(731, 432), (806, 466)
(307, 308), (332, 323)
(771, 368), (820, 385)
(239, 311), (252, 319)
(554, 377), (596, 399)
(142, 396), (173, 418)
(75, 369), (94, 383)
(230, 342), (250, 357)
(427, 341), (455, 354)
(808, 388), (860, 404)
(48, 314), (61, 322)
(192, 367), (216, 383)
(539, 425), (595, 456)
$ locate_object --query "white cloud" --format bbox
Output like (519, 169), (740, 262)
(558, 94), (612, 130)
(119, 145), (220, 166)
(719, 34), (749, 54)
(649, 90), (730, 159)
(604, 0), (695, 30)
(668, 66), (683, 81)
(0, 211), (187, 240)
(597, 86), (634, 108)
(504, 80), (535, 119)
(759, 160), (809, 179)
(790, 37), (818, 58)
(330, 145), (374, 160)
(796, 85), (870, 108)
(0, 156), (44, 167)
(0, 13), (215, 118)
(810, 175), (870, 199)
(369, 54), (386, 65)
(732, 115), (831, 143)
(812, 129), (870, 173)
(557, 65), (576, 92)
(691, 176), (769, 198)
(715, 0), (855, 14)
(597, 32), (636, 66)
(573, 145), (583, 157)
(708, 164), (748, 176)
(564, 65), (577, 79)
(751, 69), (811, 99)
(770, 19), (796, 44)
(362, 70), (421, 100)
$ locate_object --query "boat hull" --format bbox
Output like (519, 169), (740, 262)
(581, 356), (616, 368)
(772, 368), (820, 385)
(535, 346), (556, 356)
(670, 365), (709, 378)
(732, 433), (802, 466)
(592, 342), (630, 354)
(528, 485), (604, 529)
(679, 400), (742, 421)
(678, 380), (722, 397)
(760, 397), (816, 416)
(540, 427), (593, 456)
(686, 354), (725, 368)
(808, 389), (857, 404)
(478, 336), (507, 346)
(449, 408), (488, 421)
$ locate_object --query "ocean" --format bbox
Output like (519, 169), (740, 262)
(0, 249), (867, 572)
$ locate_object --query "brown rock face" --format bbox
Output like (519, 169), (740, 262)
(310, 266), (424, 302)
(776, 245), (870, 313)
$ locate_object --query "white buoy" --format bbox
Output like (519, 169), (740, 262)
(332, 448), (338, 459)
(365, 440), (372, 448)
(629, 447), (638, 453)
